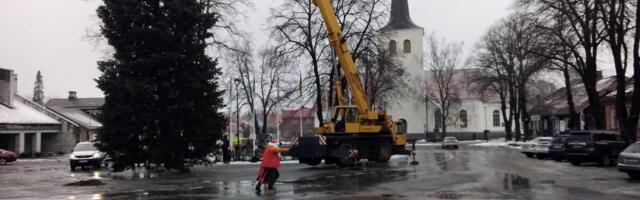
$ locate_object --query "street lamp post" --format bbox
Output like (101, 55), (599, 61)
(233, 78), (241, 161)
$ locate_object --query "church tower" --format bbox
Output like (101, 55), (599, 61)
(381, 0), (425, 135)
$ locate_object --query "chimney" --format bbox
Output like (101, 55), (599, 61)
(68, 91), (77, 100)
(0, 68), (16, 108)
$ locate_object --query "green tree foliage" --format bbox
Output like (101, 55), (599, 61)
(32, 70), (44, 105)
(95, 0), (226, 172)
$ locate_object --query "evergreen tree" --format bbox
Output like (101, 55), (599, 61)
(95, 0), (226, 172)
(32, 71), (44, 105)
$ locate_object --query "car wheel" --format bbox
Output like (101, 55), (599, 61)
(553, 158), (562, 162)
(629, 173), (640, 179)
(0, 158), (6, 165)
(70, 164), (75, 171)
(570, 161), (581, 166)
(537, 155), (545, 160)
(525, 153), (533, 158)
(598, 153), (611, 167)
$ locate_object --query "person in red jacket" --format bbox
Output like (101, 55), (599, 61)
(255, 140), (289, 192)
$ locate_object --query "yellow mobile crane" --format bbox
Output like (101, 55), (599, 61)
(290, 0), (409, 166)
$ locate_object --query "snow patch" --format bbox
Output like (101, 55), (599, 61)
(470, 138), (525, 149)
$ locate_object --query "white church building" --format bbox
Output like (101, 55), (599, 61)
(381, 0), (507, 140)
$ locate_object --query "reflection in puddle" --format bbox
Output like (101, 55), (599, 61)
(90, 193), (103, 200)
(92, 171), (102, 179)
(434, 153), (447, 171)
(424, 190), (463, 199)
(503, 173), (530, 190)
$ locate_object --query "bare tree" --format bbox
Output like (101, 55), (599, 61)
(597, 0), (639, 142)
(520, 0), (606, 129)
(225, 41), (260, 142)
(269, 0), (402, 123)
(269, 0), (329, 122)
(424, 35), (463, 139)
(254, 45), (300, 141)
(472, 12), (548, 141)
(200, 0), (252, 52)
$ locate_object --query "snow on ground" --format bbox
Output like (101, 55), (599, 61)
(413, 140), (484, 147)
(470, 138), (526, 149)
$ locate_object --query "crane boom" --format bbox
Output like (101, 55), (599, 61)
(313, 0), (370, 114)
(288, 0), (409, 167)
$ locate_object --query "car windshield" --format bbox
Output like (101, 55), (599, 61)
(73, 143), (97, 152)
(624, 143), (640, 153)
(566, 132), (591, 143)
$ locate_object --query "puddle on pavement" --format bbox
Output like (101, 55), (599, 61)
(503, 173), (530, 190)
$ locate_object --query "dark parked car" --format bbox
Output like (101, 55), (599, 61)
(618, 142), (640, 179)
(564, 130), (628, 166)
(548, 135), (568, 162)
(0, 148), (17, 165)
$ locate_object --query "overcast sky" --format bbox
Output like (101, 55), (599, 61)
(0, 0), (515, 99)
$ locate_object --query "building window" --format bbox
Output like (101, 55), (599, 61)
(389, 40), (397, 55)
(493, 110), (500, 127)
(459, 110), (468, 128)
(434, 109), (442, 129)
(403, 39), (411, 53)
(611, 109), (617, 129)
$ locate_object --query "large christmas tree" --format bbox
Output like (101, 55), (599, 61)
(95, 0), (226, 171)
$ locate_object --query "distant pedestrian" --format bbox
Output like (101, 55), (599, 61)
(255, 140), (289, 192)
(222, 135), (230, 164)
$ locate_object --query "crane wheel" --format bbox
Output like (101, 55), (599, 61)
(377, 141), (392, 163)
(337, 143), (355, 167)
(307, 158), (322, 166)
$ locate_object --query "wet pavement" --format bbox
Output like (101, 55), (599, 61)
(1, 145), (640, 199)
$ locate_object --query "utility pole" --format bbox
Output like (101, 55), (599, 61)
(234, 78), (241, 161)
(299, 107), (303, 137)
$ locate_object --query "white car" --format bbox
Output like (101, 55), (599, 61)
(441, 137), (459, 149)
(521, 137), (552, 158)
(534, 138), (553, 159)
(618, 142), (640, 179)
(69, 142), (106, 171)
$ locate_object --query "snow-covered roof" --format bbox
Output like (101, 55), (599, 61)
(46, 97), (104, 129)
(48, 107), (102, 129)
(536, 76), (618, 116)
(0, 99), (60, 125)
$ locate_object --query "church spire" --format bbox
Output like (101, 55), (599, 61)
(382, 0), (421, 30)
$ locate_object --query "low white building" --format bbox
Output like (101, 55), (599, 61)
(0, 68), (66, 156)
(424, 69), (508, 140)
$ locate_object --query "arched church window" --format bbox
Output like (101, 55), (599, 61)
(403, 39), (411, 53)
(434, 109), (442, 129)
(493, 110), (500, 127)
(389, 40), (397, 54)
(459, 110), (468, 128)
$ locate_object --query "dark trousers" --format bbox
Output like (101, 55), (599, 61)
(262, 168), (279, 189)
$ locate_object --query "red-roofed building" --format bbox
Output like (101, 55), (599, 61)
(279, 107), (315, 140)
